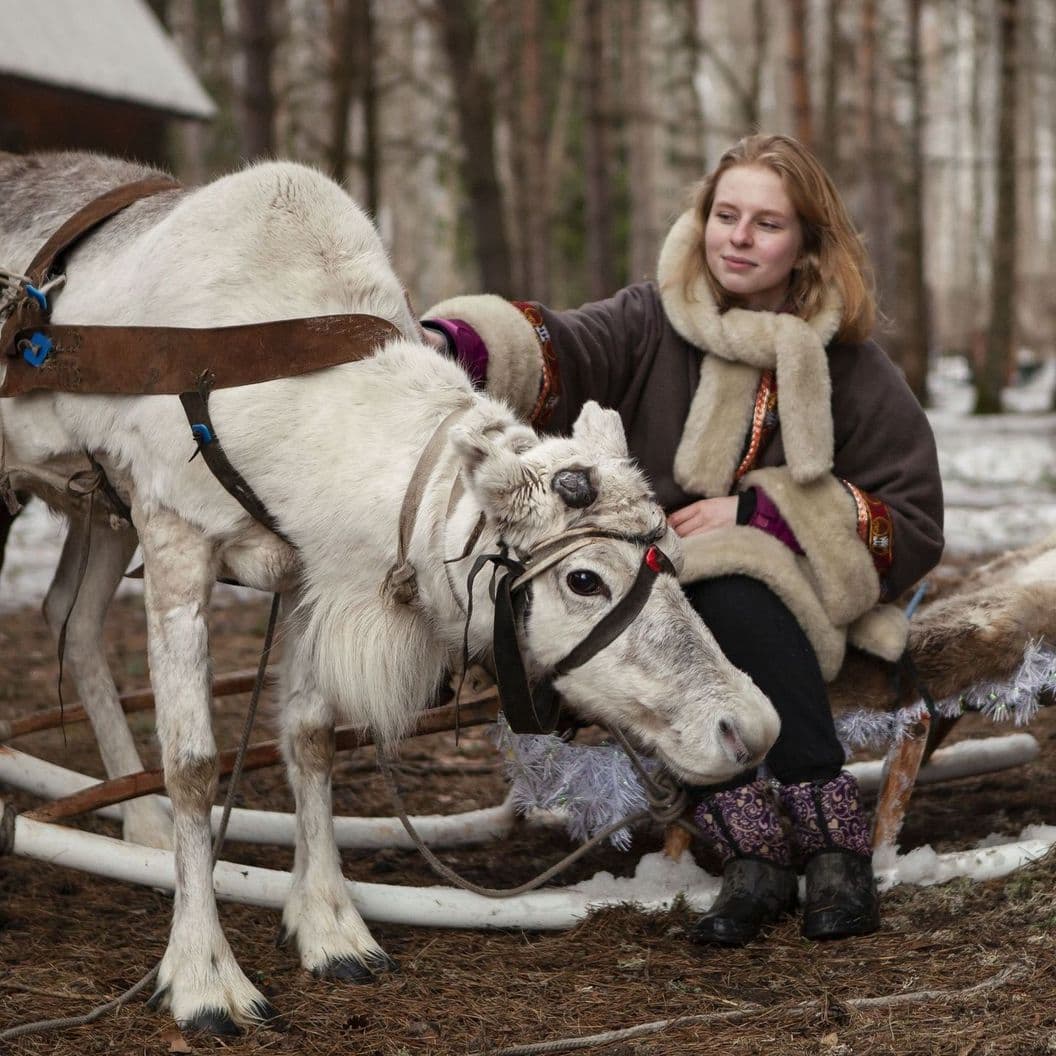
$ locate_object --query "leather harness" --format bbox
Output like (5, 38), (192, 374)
(0, 178), (402, 538)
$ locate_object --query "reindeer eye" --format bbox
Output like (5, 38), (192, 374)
(566, 569), (606, 597)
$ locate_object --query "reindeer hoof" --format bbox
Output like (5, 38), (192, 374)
(312, 955), (376, 983)
(275, 924), (292, 947)
(146, 984), (169, 1011)
(364, 949), (400, 975)
(182, 1007), (242, 1036)
(248, 997), (285, 1031)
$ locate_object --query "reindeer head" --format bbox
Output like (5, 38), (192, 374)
(453, 401), (780, 786)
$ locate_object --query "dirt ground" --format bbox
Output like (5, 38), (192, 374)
(1, 564), (1054, 1056)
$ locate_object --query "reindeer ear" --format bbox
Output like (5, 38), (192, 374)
(571, 401), (628, 458)
(452, 416), (540, 523)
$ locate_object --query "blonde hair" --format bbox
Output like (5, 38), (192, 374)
(681, 134), (875, 343)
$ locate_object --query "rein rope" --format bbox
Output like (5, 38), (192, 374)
(378, 753), (650, 897)
(377, 723), (702, 900)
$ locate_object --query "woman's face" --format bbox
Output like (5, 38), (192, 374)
(704, 164), (803, 311)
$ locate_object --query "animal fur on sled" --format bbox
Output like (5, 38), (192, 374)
(829, 533), (1056, 715)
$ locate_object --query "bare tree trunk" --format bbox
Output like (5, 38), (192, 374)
(326, 0), (378, 213)
(820, 0), (841, 176)
(434, 0), (514, 295)
(359, 0), (379, 220)
(975, 0), (1019, 413)
(583, 0), (616, 299)
(235, 0), (276, 158)
(623, 0), (660, 281)
(695, 0), (761, 135)
(962, 0), (987, 379)
(786, 0), (813, 147)
(855, 0), (897, 326)
(518, 0), (549, 299)
(168, 0), (208, 181)
(667, 0), (709, 181)
(1018, 0), (1040, 350)
(747, 0), (768, 131)
(895, 0), (930, 403)
(542, 3), (583, 306)
(327, 0), (357, 184)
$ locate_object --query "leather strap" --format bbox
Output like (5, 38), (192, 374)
(0, 313), (403, 397)
(552, 545), (675, 676)
(180, 386), (292, 545)
(30, 178), (181, 285)
(493, 570), (561, 734)
(382, 402), (474, 606)
(0, 176), (403, 399)
(0, 177), (179, 356)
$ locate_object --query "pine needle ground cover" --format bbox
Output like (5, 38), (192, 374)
(1, 577), (1053, 1056)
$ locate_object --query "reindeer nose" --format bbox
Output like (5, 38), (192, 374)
(718, 717), (756, 768)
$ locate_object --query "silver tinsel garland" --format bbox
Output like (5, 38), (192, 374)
(835, 638), (1056, 754)
(496, 639), (1055, 849)
(493, 718), (654, 849)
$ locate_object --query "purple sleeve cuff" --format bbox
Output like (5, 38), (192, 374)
(747, 487), (804, 555)
(422, 317), (489, 388)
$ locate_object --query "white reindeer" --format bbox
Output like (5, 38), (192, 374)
(0, 153), (779, 1033)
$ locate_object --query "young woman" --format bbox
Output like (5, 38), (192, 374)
(421, 134), (944, 945)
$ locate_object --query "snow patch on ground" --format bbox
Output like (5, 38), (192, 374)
(571, 851), (722, 911)
(928, 358), (1056, 555)
(573, 822), (1056, 914)
(875, 824), (1056, 890)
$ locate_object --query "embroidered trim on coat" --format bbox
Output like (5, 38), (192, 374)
(513, 301), (560, 427)
(733, 369), (778, 483)
(842, 479), (894, 598)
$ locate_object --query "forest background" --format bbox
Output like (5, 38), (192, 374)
(154, 0), (1052, 414)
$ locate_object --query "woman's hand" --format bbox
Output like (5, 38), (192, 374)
(667, 496), (739, 538)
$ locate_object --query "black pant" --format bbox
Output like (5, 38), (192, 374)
(683, 574), (845, 787)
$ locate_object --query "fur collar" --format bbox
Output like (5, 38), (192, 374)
(656, 209), (844, 497)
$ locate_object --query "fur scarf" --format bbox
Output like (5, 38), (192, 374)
(657, 208), (844, 497)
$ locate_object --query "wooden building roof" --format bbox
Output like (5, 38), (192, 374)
(0, 0), (214, 120)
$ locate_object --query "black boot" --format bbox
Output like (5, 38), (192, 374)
(688, 780), (797, 948)
(778, 772), (880, 941)
(690, 858), (798, 947)
(801, 850), (879, 940)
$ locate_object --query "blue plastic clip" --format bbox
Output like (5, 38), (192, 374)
(22, 332), (53, 367)
(24, 285), (48, 311)
(190, 423), (214, 445)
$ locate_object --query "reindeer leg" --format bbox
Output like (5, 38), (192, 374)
(137, 505), (276, 1034)
(42, 517), (173, 849)
(277, 615), (398, 983)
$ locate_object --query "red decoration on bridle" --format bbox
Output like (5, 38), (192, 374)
(645, 545), (664, 574)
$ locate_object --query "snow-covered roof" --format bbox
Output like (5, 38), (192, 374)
(0, 0), (215, 120)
